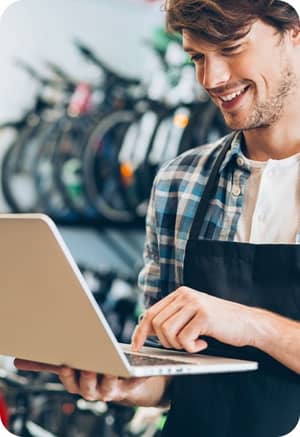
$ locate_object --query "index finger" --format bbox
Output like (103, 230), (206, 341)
(131, 292), (178, 351)
(131, 320), (155, 352)
(14, 358), (61, 374)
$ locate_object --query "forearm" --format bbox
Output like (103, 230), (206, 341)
(251, 308), (300, 374)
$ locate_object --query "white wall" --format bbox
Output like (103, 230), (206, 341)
(0, 0), (163, 122)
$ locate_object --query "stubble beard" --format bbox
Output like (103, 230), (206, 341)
(222, 67), (297, 131)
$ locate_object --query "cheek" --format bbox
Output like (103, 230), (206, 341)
(229, 57), (256, 81)
(194, 64), (204, 84)
(230, 58), (263, 92)
(237, 46), (279, 89)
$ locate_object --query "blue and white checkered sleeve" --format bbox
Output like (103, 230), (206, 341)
(137, 175), (162, 310)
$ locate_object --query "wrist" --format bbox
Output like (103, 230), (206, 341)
(123, 375), (172, 407)
(249, 307), (280, 353)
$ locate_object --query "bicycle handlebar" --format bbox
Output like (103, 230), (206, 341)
(14, 58), (47, 84)
(73, 40), (141, 87)
(44, 61), (77, 88)
(15, 58), (75, 93)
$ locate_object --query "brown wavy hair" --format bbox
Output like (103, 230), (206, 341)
(165, 0), (300, 43)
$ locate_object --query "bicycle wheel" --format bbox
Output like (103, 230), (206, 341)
(83, 110), (136, 223)
(1, 122), (44, 213)
(117, 109), (162, 219)
(33, 118), (81, 223)
(53, 113), (102, 221)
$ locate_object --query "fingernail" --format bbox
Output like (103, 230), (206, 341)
(131, 340), (139, 352)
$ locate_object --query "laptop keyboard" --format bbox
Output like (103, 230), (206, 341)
(125, 353), (189, 367)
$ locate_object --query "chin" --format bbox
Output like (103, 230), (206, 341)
(223, 118), (246, 131)
(223, 110), (257, 131)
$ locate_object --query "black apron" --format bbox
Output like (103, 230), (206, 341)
(162, 135), (300, 437)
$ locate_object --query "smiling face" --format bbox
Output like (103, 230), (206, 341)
(183, 20), (299, 131)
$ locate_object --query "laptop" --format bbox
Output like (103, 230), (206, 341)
(0, 214), (258, 377)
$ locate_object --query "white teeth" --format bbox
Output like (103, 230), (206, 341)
(220, 88), (246, 102)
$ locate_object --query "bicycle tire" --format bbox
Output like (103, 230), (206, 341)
(82, 110), (137, 223)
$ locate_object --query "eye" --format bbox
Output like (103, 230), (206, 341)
(190, 53), (205, 63)
(221, 44), (242, 55)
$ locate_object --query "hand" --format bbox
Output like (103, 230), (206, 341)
(14, 359), (171, 406)
(132, 286), (256, 353)
(55, 368), (153, 403)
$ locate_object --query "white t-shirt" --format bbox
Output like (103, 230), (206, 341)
(235, 152), (300, 244)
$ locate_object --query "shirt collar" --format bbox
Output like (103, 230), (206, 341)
(219, 130), (250, 173)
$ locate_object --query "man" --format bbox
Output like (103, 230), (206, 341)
(16, 1), (300, 436)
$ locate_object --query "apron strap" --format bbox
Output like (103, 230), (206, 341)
(190, 132), (236, 239)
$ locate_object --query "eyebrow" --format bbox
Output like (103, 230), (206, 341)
(183, 41), (246, 54)
(182, 46), (197, 53)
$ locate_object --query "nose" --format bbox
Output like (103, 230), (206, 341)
(198, 56), (231, 90)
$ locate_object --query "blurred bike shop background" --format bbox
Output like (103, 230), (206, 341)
(0, 1), (228, 435)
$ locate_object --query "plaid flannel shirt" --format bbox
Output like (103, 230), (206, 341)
(138, 130), (300, 309)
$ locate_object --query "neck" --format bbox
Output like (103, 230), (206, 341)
(243, 103), (300, 161)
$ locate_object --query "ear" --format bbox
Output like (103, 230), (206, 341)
(290, 25), (300, 46)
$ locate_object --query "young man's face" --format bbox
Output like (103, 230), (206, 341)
(183, 20), (300, 131)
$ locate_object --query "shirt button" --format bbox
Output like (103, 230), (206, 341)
(256, 212), (265, 222)
(232, 186), (241, 197)
(236, 156), (245, 167)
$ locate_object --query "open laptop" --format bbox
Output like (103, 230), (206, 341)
(0, 214), (258, 377)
